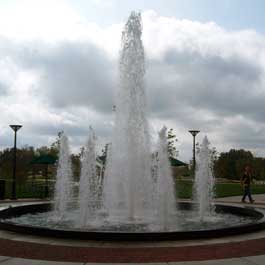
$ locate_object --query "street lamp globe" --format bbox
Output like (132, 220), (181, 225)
(9, 124), (22, 200)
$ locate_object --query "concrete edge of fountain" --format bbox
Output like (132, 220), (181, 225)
(0, 232), (265, 262)
(0, 202), (265, 241)
(1, 200), (265, 262)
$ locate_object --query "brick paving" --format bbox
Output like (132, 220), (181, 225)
(0, 237), (262, 263)
(1, 197), (265, 264)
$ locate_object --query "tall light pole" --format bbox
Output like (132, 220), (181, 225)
(189, 130), (200, 176)
(10, 125), (22, 200)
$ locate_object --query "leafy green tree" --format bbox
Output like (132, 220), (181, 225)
(0, 148), (13, 179)
(214, 149), (254, 180)
(71, 154), (81, 182)
(0, 146), (35, 183)
(167, 128), (178, 158)
(36, 131), (63, 158)
(252, 157), (265, 180)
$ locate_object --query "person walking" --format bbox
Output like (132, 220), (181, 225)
(240, 165), (255, 203)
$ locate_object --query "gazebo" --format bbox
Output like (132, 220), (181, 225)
(169, 157), (188, 178)
(30, 155), (57, 197)
(169, 157), (187, 167)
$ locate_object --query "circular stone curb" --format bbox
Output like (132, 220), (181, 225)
(1, 202), (265, 241)
(1, 201), (265, 262)
(0, 237), (265, 262)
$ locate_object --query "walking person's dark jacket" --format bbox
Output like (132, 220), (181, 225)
(240, 167), (254, 203)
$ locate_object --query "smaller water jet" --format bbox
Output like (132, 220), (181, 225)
(78, 127), (102, 226)
(53, 133), (73, 220)
(193, 136), (215, 220)
(156, 126), (177, 230)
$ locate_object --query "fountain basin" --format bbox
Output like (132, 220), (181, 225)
(0, 202), (265, 241)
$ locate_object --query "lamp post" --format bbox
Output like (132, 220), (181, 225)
(10, 125), (22, 200)
(189, 130), (200, 176)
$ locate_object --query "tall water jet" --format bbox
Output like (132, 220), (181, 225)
(78, 127), (100, 226)
(104, 12), (153, 221)
(156, 127), (177, 230)
(193, 136), (215, 220)
(53, 134), (73, 219)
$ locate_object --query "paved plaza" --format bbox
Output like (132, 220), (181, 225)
(1, 195), (265, 264)
(0, 256), (263, 265)
(0, 255), (265, 264)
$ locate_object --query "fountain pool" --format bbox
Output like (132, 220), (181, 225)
(0, 202), (265, 240)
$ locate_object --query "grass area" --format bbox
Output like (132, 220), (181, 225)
(2, 179), (265, 200)
(176, 180), (265, 199)
(3, 180), (48, 199)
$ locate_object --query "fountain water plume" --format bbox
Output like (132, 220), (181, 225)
(53, 11), (179, 230)
(103, 11), (154, 221)
(193, 136), (215, 220)
(156, 126), (177, 230)
(78, 127), (101, 226)
(53, 134), (73, 220)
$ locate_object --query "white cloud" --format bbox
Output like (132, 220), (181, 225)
(0, 0), (84, 41)
(0, 6), (265, 160)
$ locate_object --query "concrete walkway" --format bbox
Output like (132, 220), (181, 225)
(0, 255), (264, 264)
(1, 195), (265, 264)
(216, 193), (265, 204)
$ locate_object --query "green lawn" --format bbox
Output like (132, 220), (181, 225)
(2, 179), (265, 200)
(4, 180), (48, 199)
(176, 180), (265, 199)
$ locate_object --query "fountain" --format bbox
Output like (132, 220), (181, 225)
(155, 126), (177, 230)
(0, 11), (265, 241)
(78, 126), (101, 226)
(193, 136), (215, 221)
(53, 133), (73, 220)
(102, 12), (177, 227)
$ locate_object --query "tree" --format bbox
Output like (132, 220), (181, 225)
(252, 157), (265, 180)
(101, 144), (108, 158)
(0, 146), (35, 183)
(71, 154), (81, 182)
(167, 128), (178, 158)
(214, 149), (254, 180)
(43, 130), (64, 157)
(0, 148), (13, 179)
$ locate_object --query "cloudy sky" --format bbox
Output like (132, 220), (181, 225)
(1, 0), (265, 162)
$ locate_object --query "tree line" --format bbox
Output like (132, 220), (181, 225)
(1, 129), (265, 183)
(213, 149), (265, 180)
(0, 129), (179, 184)
(0, 135), (81, 183)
